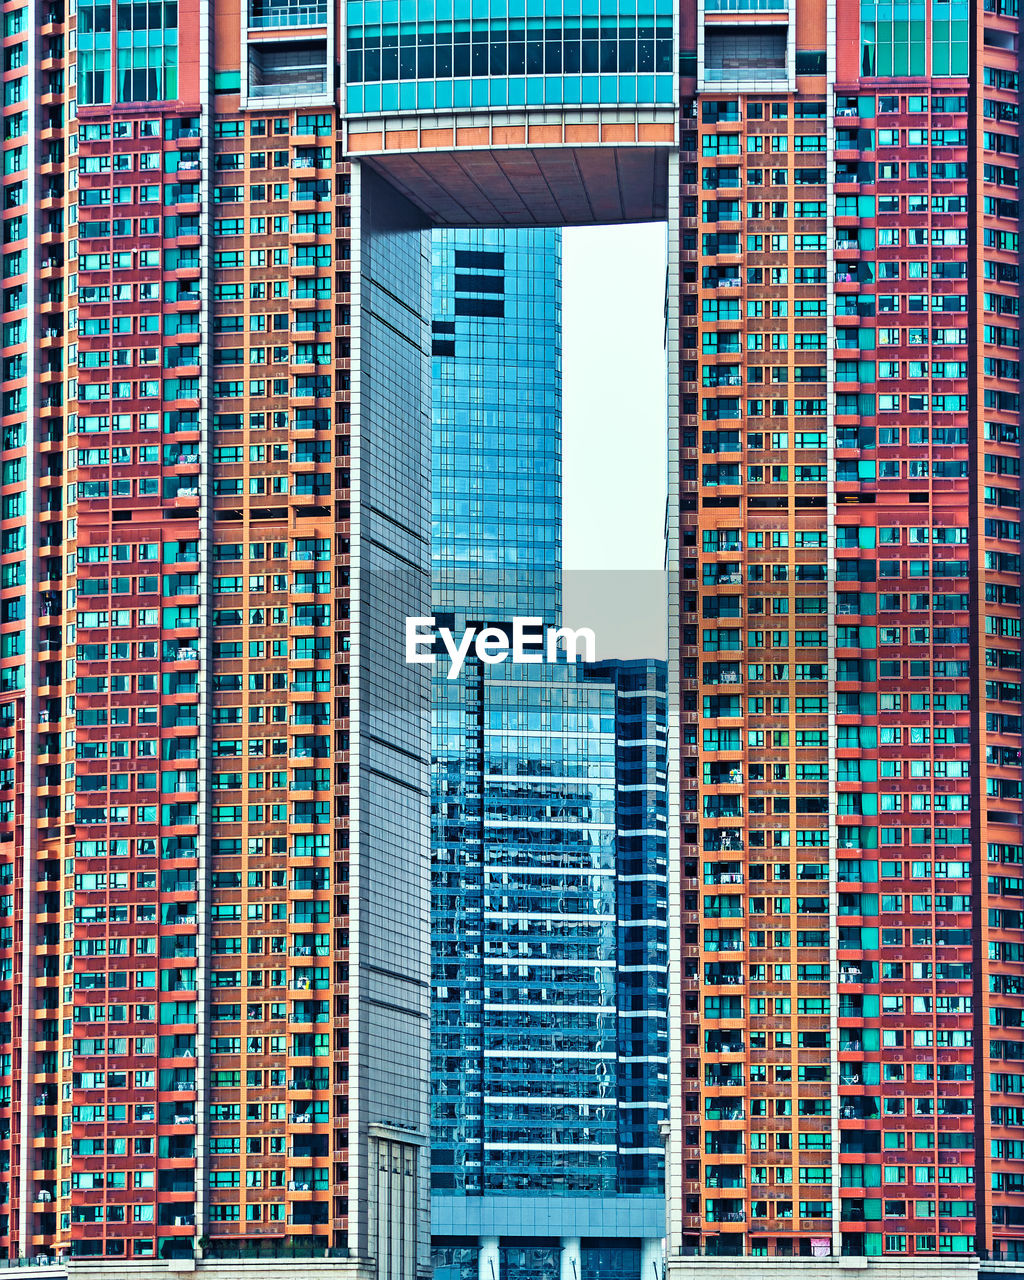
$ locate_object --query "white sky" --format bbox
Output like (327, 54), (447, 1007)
(562, 222), (668, 572)
(561, 223), (669, 660)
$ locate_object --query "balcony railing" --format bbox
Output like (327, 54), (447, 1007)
(704, 65), (786, 80)
(248, 70), (328, 98)
(249, 1), (326, 25)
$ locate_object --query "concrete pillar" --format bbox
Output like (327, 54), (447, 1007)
(640, 1237), (664, 1280)
(560, 1236), (582, 1280)
(478, 1236), (500, 1280)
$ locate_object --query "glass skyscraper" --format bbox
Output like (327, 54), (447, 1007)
(430, 228), (562, 625)
(429, 228), (667, 1279)
(588, 658), (670, 1197)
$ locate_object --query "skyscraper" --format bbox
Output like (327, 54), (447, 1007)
(0, 0), (1023, 1271)
(666, 0), (1024, 1270)
(430, 228), (562, 626)
(429, 229), (667, 1279)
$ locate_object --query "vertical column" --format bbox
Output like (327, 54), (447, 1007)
(824, 0), (841, 1255)
(664, 142), (684, 1269)
(193, 0), (212, 1244)
(832, 0), (977, 1255)
(348, 160), (432, 1275)
(665, 113), (704, 1266)
(63, 113), (206, 1264)
(14, 0), (40, 1243)
(200, 104), (350, 1253)
(640, 1236), (664, 1279)
(559, 1236), (581, 1280)
(694, 80), (832, 1259)
(478, 1236), (500, 1280)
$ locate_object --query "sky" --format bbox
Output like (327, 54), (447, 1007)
(561, 223), (669, 660)
(562, 222), (668, 573)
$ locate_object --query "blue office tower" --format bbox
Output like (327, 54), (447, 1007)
(429, 227), (666, 1280)
(431, 227), (562, 625)
(587, 658), (669, 1198)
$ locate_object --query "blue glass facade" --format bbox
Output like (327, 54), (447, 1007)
(431, 227), (561, 625)
(429, 227), (666, 1276)
(588, 658), (668, 1195)
(434, 660), (619, 1194)
(344, 0), (674, 114)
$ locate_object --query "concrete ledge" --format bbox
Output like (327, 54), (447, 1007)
(665, 1260), (988, 1280)
(0, 1262), (376, 1280)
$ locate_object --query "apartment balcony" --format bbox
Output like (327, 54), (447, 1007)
(704, 965), (743, 987)
(249, 0), (326, 25)
(700, 7), (790, 88)
(159, 1210), (196, 1228)
(838, 963), (870, 984)
(702, 661), (742, 683)
(703, 833), (744, 854)
(706, 1207), (746, 1224)
(839, 1099), (880, 1122)
(247, 40), (329, 99)
(171, 266), (201, 286)
(835, 161), (875, 186)
(705, 1072), (745, 1090)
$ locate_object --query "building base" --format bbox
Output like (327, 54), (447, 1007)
(665, 1259), (1001, 1280)
(0, 1261), (378, 1280)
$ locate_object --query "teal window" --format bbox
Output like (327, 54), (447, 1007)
(930, 0), (967, 76)
(860, 0), (966, 77)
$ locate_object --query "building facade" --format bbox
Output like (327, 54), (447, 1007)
(667, 0), (1024, 1270)
(2, 34), (436, 1278)
(431, 655), (668, 1280)
(430, 228), (562, 626)
(429, 228), (667, 1279)
(0, 0), (1021, 1271)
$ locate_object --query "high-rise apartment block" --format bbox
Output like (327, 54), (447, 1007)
(3, 28), (435, 1277)
(0, 0), (1021, 1270)
(668, 1), (1024, 1270)
(429, 228), (667, 1279)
